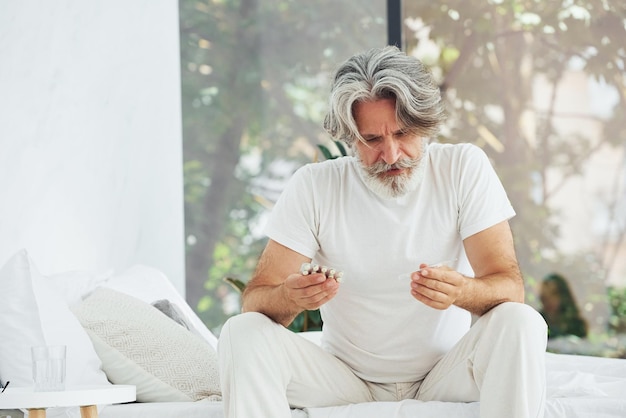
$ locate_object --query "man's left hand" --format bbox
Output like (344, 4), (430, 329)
(409, 264), (466, 309)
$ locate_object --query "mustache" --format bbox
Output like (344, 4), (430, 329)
(365, 157), (421, 176)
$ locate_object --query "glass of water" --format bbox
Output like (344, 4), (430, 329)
(31, 345), (66, 392)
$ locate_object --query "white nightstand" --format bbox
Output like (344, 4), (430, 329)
(0, 385), (136, 418)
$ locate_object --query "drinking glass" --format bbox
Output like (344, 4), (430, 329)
(31, 345), (66, 392)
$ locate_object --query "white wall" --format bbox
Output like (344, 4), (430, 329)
(0, 0), (186, 295)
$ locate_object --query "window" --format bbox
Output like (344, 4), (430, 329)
(179, 1), (626, 357)
(179, 0), (387, 333)
(402, 1), (626, 356)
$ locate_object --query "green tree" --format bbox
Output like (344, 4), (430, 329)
(403, 1), (626, 329)
(179, 0), (386, 329)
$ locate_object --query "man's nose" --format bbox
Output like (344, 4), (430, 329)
(380, 138), (401, 165)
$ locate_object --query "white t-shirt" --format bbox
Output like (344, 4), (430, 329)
(265, 143), (515, 383)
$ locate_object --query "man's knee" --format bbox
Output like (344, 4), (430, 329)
(224, 311), (273, 333)
(220, 311), (275, 347)
(486, 302), (547, 342)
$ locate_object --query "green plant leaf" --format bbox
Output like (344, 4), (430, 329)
(334, 140), (348, 156)
(317, 144), (334, 160)
(223, 277), (247, 293)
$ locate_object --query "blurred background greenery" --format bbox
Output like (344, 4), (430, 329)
(178, 0), (626, 356)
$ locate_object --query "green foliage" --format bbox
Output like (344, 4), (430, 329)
(288, 308), (323, 332)
(179, 1), (626, 342)
(179, 0), (386, 331)
(609, 287), (626, 333)
(223, 276), (247, 293)
(403, 1), (626, 332)
(317, 140), (349, 160)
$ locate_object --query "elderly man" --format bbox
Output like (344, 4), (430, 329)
(218, 46), (547, 418)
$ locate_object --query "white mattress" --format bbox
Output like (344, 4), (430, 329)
(99, 352), (626, 418)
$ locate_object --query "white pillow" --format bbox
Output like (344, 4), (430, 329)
(98, 265), (219, 350)
(0, 249), (110, 389)
(47, 268), (113, 307)
(72, 287), (221, 402)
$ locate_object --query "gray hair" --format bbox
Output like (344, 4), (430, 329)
(323, 46), (446, 145)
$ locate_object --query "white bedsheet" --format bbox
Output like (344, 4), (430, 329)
(99, 352), (626, 418)
(306, 353), (626, 418)
(99, 401), (308, 418)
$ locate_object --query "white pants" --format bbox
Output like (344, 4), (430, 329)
(218, 302), (547, 418)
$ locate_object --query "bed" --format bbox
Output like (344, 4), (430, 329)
(1, 249), (625, 418)
(97, 350), (626, 418)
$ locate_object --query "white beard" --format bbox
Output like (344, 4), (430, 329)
(355, 142), (428, 200)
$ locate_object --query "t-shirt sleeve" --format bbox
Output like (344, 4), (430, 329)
(456, 144), (516, 239)
(264, 164), (320, 259)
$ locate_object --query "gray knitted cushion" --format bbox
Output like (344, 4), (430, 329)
(73, 287), (221, 402)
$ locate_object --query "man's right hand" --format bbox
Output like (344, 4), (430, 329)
(242, 239), (339, 326)
(282, 271), (340, 311)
